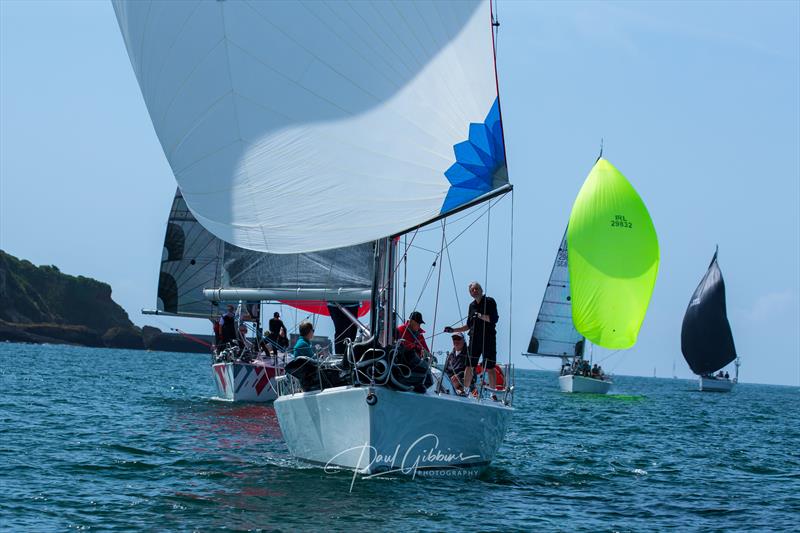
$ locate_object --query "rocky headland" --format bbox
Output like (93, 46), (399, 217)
(0, 250), (212, 353)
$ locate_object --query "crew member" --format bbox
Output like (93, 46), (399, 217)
(445, 281), (499, 397)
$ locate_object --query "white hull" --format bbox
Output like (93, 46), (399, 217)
(274, 385), (512, 476)
(559, 374), (612, 394)
(699, 376), (735, 392)
(212, 361), (279, 402)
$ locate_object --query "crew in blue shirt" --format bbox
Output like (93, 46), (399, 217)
(293, 320), (316, 359)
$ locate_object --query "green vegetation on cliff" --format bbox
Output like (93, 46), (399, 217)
(0, 250), (210, 353)
(0, 250), (133, 331)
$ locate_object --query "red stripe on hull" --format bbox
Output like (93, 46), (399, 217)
(214, 365), (227, 393)
(255, 374), (269, 395)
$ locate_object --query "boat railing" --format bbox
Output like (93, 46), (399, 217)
(435, 356), (515, 406)
(503, 363), (515, 406)
(275, 374), (302, 396)
(279, 341), (515, 405)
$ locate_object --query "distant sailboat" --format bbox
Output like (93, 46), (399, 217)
(145, 189), (373, 402)
(523, 229), (610, 393)
(681, 247), (739, 392)
(526, 158), (659, 393)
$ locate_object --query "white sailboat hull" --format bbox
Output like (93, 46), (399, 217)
(274, 385), (512, 476)
(212, 361), (279, 402)
(699, 376), (735, 392)
(559, 374), (612, 394)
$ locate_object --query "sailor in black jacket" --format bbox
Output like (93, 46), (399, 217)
(444, 281), (500, 397)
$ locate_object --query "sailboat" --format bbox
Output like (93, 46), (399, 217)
(523, 230), (611, 393)
(144, 188), (373, 402)
(525, 158), (659, 393)
(114, 0), (514, 475)
(681, 248), (739, 392)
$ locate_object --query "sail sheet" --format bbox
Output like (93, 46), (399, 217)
(527, 230), (584, 357)
(680, 250), (736, 375)
(113, 0), (508, 254)
(567, 158), (659, 349)
(157, 189), (373, 316)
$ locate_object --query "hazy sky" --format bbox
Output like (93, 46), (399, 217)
(1, 1), (798, 386)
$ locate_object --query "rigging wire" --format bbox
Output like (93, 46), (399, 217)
(484, 199), (491, 291)
(492, 0), (500, 56)
(478, 197), (492, 397)
(402, 234), (408, 320)
(410, 253), (439, 317)
(444, 236), (462, 322)
(405, 192), (510, 331)
(410, 196), (499, 234)
(508, 189), (515, 369)
(429, 220), (447, 356)
(171, 328), (214, 349)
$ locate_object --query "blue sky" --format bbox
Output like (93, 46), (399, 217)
(1, 1), (798, 386)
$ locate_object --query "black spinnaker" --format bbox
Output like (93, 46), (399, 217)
(680, 248), (737, 375)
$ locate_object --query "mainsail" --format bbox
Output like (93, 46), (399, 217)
(527, 230), (584, 357)
(113, 0), (508, 254)
(567, 158), (659, 349)
(158, 190), (223, 316)
(157, 189), (373, 316)
(680, 249), (736, 375)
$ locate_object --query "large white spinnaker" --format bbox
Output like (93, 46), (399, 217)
(113, 0), (508, 253)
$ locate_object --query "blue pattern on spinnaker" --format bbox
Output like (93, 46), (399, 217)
(441, 99), (506, 213)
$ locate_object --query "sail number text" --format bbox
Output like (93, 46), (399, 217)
(611, 215), (632, 229)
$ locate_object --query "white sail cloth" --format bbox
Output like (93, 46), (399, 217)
(158, 189), (374, 315)
(114, 0), (507, 253)
(528, 231), (584, 357)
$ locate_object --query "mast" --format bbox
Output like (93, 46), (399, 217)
(369, 237), (397, 347)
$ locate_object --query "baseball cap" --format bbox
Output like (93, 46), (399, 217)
(409, 311), (425, 324)
(451, 332), (465, 340)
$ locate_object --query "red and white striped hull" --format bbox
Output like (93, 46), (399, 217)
(212, 361), (279, 402)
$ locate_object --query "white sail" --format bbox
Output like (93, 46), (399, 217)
(113, 0), (508, 253)
(527, 230), (584, 357)
(157, 189), (373, 316)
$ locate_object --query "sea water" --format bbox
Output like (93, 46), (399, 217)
(1, 343), (798, 531)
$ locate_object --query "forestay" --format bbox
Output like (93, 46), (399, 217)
(157, 189), (373, 316)
(527, 230), (584, 357)
(114, 0), (508, 253)
(567, 159), (659, 349)
(680, 249), (737, 375)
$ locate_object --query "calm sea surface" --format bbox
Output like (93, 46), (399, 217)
(1, 342), (798, 531)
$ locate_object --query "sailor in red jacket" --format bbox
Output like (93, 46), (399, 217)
(396, 311), (430, 358)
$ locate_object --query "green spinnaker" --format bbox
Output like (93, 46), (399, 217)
(567, 158), (659, 349)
